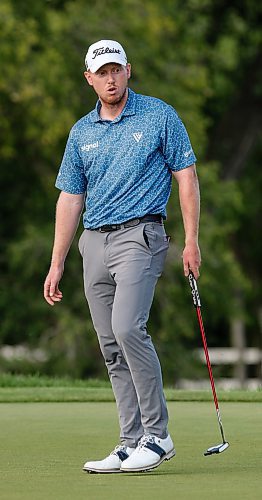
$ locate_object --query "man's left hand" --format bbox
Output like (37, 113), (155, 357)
(182, 241), (201, 279)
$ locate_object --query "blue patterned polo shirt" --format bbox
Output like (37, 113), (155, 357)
(55, 89), (196, 228)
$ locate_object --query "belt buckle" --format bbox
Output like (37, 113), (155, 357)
(99, 224), (119, 232)
(124, 218), (140, 228)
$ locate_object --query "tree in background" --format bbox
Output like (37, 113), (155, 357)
(0, 0), (260, 382)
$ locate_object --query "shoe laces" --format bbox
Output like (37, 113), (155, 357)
(137, 434), (155, 449)
(111, 444), (127, 456)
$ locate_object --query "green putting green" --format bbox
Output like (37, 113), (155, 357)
(0, 401), (261, 500)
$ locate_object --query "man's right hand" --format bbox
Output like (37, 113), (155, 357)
(44, 264), (64, 306)
(43, 191), (85, 306)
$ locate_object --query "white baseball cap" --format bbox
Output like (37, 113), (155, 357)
(85, 40), (127, 73)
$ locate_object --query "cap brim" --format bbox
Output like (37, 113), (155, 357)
(88, 55), (126, 73)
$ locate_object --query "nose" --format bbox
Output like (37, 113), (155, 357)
(107, 71), (116, 83)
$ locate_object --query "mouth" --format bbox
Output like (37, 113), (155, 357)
(107, 87), (117, 94)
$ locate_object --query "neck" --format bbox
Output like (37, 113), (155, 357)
(99, 89), (128, 120)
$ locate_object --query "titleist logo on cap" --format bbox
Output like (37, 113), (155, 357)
(92, 46), (121, 60)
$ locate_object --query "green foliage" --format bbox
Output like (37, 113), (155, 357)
(0, 0), (261, 381)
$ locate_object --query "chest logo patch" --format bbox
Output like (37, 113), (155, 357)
(133, 132), (143, 143)
(81, 141), (99, 152)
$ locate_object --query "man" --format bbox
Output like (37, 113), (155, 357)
(44, 39), (201, 473)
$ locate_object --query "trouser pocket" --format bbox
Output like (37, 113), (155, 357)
(78, 230), (87, 256)
(142, 223), (169, 255)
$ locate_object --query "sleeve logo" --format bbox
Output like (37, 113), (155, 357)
(184, 148), (193, 158)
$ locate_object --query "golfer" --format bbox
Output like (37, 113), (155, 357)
(44, 39), (201, 473)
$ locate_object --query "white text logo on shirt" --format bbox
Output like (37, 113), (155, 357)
(81, 141), (99, 152)
(133, 132), (143, 143)
(184, 148), (193, 158)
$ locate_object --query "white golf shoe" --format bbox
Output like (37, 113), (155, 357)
(120, 434), (176, 473)
(83, 444), (135, 473)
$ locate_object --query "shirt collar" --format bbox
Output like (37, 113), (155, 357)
(90, 88), (137, 123)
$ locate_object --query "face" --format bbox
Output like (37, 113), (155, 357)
(84, 63), (131, 106)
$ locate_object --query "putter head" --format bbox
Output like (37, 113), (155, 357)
(204, 442), (229, 456)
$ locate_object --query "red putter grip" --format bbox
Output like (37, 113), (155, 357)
(188, 271), (201, 308)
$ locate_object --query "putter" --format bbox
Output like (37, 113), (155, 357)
(188, 271), (230, 456)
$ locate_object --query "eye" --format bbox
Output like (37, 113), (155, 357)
(98, 70), (107, 77)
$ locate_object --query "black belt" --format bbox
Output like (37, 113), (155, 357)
(95, 214), (163, 233)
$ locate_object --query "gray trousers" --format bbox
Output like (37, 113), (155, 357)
(78, 222), (170, 448)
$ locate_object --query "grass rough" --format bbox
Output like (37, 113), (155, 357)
(0, 374), (261, 403)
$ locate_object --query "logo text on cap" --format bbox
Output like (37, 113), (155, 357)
(92, 46), (121, 60)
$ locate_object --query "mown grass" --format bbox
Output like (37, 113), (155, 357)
(1, 401), (261, 500)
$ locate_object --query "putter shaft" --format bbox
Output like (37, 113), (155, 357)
(188, 271), (229, 453)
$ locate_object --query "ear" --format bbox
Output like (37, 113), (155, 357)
(84, 71), (93, 87)
(126, 63), (131, 80)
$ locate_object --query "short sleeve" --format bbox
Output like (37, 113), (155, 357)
(161, 106), (197, 171)
(55, 128), (87, 194)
